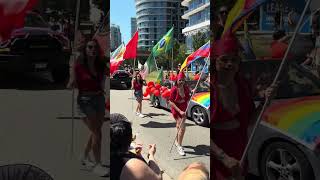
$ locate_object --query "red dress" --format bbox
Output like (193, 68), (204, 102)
(211, 75), (255, 179)
(169, 86), (190, 119)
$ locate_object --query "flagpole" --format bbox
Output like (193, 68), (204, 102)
(169, 53), (210, 153)
(70, 0), (81, 159)
(240, 0), (311, 167)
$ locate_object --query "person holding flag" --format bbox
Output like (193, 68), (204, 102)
(169, 72), (191, 156)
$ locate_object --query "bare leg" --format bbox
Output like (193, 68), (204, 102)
(136, 100), (140, 113)
(139, 100), (142, 114)
(176, 117), (186, 146)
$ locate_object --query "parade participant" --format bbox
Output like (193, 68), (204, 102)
(68, 39), (107, 176)
(214, 6), (228, 40)
(132, 71), (147, 118)
(270, 30), (292, 59)
(110, 113), (162, 180)
(211, 32), (276, 179)
(169, 72), (191, 156)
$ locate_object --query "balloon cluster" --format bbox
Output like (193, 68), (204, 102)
(143, 81), (171, 99)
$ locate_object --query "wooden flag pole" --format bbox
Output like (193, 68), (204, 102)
(240, 0), (311, 167)
(169, 53), (210, 153)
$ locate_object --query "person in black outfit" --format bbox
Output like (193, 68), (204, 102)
(110, 113), (162, 180)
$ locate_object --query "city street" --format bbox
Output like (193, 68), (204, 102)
(110, 85), (210, 179)
(0, 72), (109, 180)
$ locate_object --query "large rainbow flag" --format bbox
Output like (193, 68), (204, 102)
(180, 41), (210, 71)
(262, 96), (320, 150)
(192, 92), (210, 109)
(222, 0), (269, 36)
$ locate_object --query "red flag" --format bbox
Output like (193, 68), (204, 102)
(123, 31), (138, 59)
(0, 0), (38, 42)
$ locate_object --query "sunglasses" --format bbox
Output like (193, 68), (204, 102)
(220, 11), (228, 15)
(87, 45), (96, 49)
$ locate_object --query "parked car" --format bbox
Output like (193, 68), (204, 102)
(241, 60), (320, 180)
(151, 80), (210, 127)
(110, 70), (132, 89)
(0, 11), (71, 83)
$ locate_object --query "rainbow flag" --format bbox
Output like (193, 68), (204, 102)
(180, 41), (210, 71)
(262, 96), (320, 150)
(191, 92), (210, 109)
(222, 0), (268, 36)
(110, 44), (126, 74)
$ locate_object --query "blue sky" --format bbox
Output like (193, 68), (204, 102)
(110, 0), (136, 44)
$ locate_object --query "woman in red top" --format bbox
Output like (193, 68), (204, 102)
(69, 39), (107, 176)
(132, 71), (146, 118)
(169, 72), (191, 156)
(211, 33), (276, 179)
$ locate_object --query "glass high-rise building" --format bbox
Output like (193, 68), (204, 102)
(181, 0), (210, 53)
(135, 0), (187, 50)
(110, 24), (122, 52)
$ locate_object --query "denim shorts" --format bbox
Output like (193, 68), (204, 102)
(77, 94), (105, 117)
(134, 90), (143, 101)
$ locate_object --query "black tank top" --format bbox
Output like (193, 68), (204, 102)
(110, 152), (148, 180)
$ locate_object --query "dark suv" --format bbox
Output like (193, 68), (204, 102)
(110, 70), (132, 89)
(0, 12), (71, 82)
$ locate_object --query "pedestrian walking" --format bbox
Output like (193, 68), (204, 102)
(132, 71), (147, 118)
(68, 39), (108, 177)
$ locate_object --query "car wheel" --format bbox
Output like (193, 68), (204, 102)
(153, 97), (160, 108)
(191, 106), (208, 127)
(51, 65), (69, 83)
(260, 141), (314, 180)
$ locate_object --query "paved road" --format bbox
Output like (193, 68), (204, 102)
(111, 85), (210, 179)
(0, 72), (109, 180)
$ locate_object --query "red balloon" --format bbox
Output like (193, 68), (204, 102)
(154, 90), (160, 96)
(143, 92), (149, 97)
(150, 87), (156, 94)
(162, 89), (170, 98)
(147, 81), (155, 87)
(146, 87), (151, 93)
(161, 87), (168, 92)
(155, 84), (161, 89)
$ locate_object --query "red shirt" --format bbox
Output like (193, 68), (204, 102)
(271, 41), (288, 59)
(133, 80), (143, 91)
(75, 63), (104, 92)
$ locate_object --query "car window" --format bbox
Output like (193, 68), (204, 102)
(241, 61), (320, 101)
(25, 14), (49, 28)
(277, 63), (320, 98)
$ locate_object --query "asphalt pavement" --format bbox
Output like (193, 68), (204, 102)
(111, 84), (210, 179)
(0, 72), (109, 180)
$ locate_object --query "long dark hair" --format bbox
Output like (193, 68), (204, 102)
(78, 39), (105, 74)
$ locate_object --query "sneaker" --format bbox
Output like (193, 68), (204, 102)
(139, 113), (145, 118)
(177, 145), (186, 156)
(175, 141), (179, 147)
(81, 157), (95, 168)
(135, 112), (140, 116)
(93, 163), (109, 177)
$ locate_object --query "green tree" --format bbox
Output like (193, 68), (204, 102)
(192, 32), (209, 51)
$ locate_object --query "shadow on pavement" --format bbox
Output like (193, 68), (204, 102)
(140, 121), (195, 128)
(0, 73), (66, 91)
(183, 145), (210, 156)
(110, 83), (129, 90)
(173, 155), (206, 161)
(143, 113), (167, 117)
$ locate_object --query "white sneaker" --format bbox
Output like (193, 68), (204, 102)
(135, 112), (140, 116)
(139, 113), (145, 118)
(81, 157), (95, 168)
(175, 141), (179, 147)
(177, 145), (186, 156)
(92, 163), (109, 177)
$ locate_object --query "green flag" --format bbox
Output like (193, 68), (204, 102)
(152, 27), (174, 57)
(141, 53), (156, 78)
(156, 67), (163, 85)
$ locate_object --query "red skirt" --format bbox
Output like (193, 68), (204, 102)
(211, 127), (248, 179)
